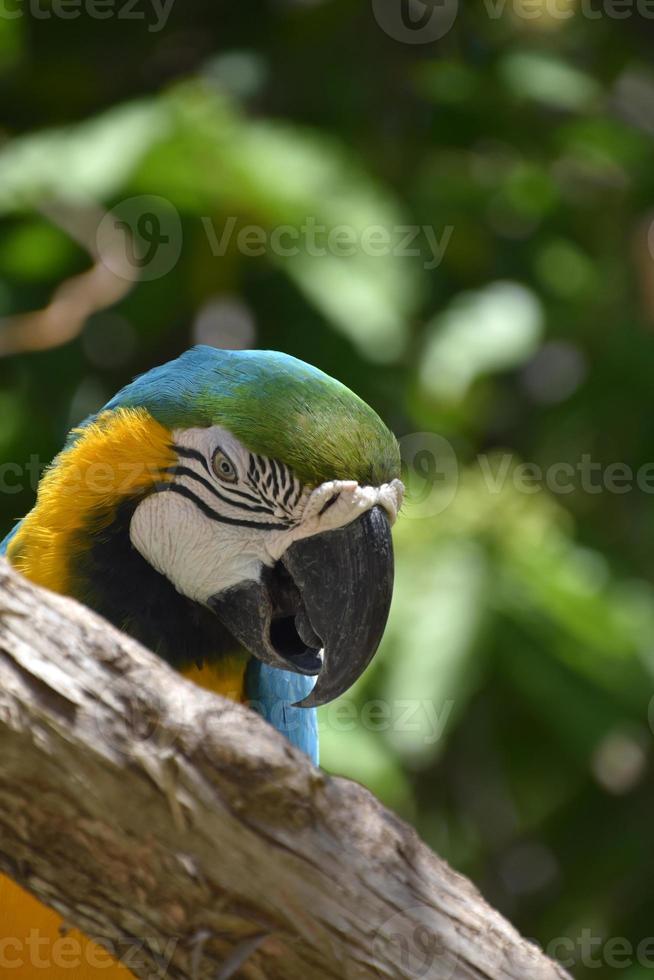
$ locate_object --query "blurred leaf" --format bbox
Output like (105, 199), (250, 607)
(420, 281), (544, 401)
(499, 51), (601, 111)
(0, 101), (170, 212)
(380, 536), (489, 765)
(498, 161), (559, 219)
(0, 220), (78, 281)
(558, 117), (651, 171)
(534, 238), (597, 298)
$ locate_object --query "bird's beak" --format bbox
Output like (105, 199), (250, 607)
(208, 505), (394, 708)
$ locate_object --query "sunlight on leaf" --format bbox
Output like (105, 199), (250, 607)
(0, 101), (171, 213)
(500, 51), (601, 111)
(420, 281), (544, 401)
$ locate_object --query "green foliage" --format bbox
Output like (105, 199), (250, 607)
(1, 6), (654, 975)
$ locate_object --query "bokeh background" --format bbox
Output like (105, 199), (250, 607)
(1, 2), (654, 975)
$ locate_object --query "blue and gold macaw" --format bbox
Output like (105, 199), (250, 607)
(0, 346), (403, 978)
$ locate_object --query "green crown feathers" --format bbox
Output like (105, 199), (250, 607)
(103, 347), (401, 488)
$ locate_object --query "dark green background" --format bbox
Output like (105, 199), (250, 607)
(1, 2), (654, 975)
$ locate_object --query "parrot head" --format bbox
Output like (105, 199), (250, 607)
(7, 347), (403, 709)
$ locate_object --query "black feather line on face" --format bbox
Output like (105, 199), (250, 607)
(282, 480), (296, 507)
(165, 466), (278, 516)
(246, 461), (282, 511)
(291, 479), (304, 509)
(211, 481), (266, 506)
(248, 454), (261, 483)
(170, 444), (211, 473)
(318, 492), (340, 517)
(269, 459), (281, 496)
(154, 482), (292, 531)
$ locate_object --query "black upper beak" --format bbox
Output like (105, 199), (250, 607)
(208, 505), (394, 708)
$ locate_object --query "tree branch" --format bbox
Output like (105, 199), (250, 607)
(0, 559), (571, 980)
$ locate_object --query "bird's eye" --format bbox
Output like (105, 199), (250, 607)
(212, 448), (238, 483)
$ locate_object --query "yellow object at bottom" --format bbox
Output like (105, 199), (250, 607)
(0, 659), (247, 979)
(0, 878), (133, 978)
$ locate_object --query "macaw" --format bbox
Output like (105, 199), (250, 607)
(0, 345), (403, 979)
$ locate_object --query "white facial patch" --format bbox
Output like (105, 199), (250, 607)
(129, 425), (404, 604)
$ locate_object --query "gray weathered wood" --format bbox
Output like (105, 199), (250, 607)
(0, 559), (571, 980)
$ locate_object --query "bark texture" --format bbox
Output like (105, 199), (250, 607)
(0, 559), (572, 980)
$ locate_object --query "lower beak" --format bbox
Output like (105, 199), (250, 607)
(208, 505), (394, 708)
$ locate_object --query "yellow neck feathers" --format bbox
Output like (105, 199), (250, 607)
(7, 408), (176, 596)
